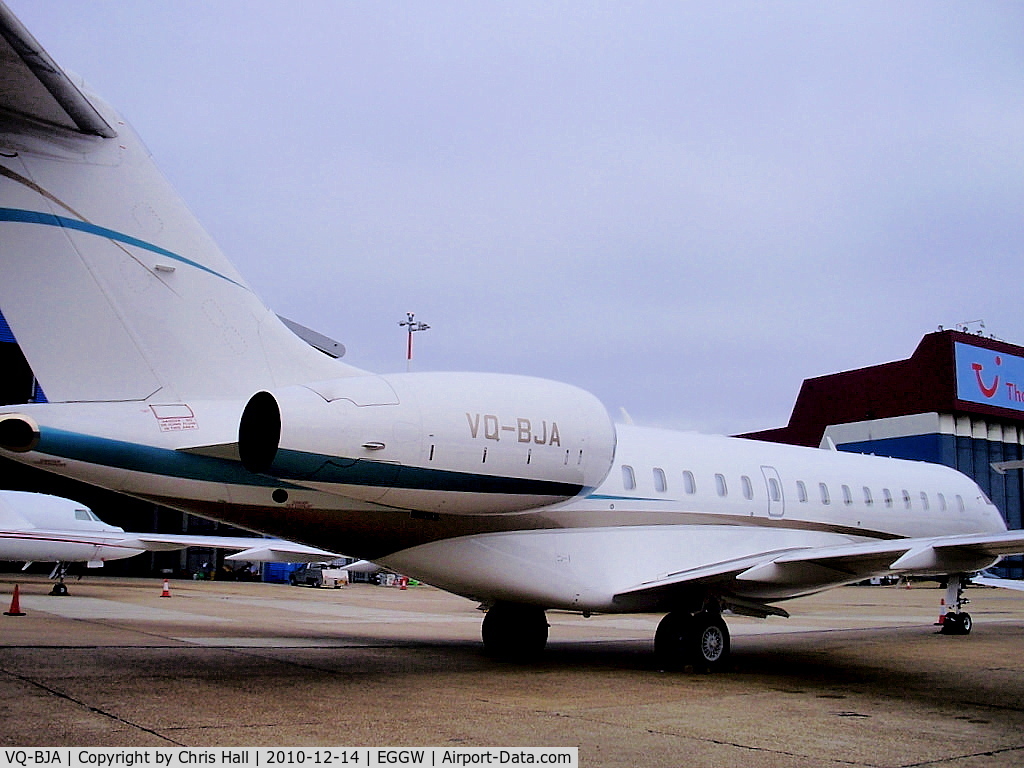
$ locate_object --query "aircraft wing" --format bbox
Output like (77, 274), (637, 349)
(339, 559), (383, 574)
(614, 530), (1024, 611)
(111, 533), (341, 562)
(223, 545), (344, 563)
(972, 575), (1024, 592)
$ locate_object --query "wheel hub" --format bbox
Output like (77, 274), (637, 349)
(700, 626), (725, 662)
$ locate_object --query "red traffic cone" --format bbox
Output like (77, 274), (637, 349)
(160, 579), (171, 598)
(4, 584), (26, 616)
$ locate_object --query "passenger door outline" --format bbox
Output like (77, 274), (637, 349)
(761, 465), (785, 518)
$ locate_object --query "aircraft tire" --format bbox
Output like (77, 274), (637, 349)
(654, 611), (690, 670)
(941, 612), (973, 635)
(655, 611), (730, 672)
(691, 612), (730, 670)
(481, 602), (548, 662)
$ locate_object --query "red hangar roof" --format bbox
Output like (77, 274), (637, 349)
(742, 330), (1024, 447)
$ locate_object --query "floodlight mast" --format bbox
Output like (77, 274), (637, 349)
(399, 312), (430, 372)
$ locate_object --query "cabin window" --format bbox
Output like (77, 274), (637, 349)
(796, 480), (808, 503)
(622, 465), (636, 491)
(919, 492), (930, 511)
(819, 482), (831, 505)
(715, 473), (728, 497)
(902, 490), (912, 509)
(741, 475), (754, 500)
(768, 477), (782, 503)
(683, 471), (696, 495)
(883, 488), (893, 508)
(863, 487), (873, 506)
(937, 493), (947, 512)
(841, 484), (853, 506)
(653, 468), (667, 493)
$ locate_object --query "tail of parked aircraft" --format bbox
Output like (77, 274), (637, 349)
(0, 3), (359, 405)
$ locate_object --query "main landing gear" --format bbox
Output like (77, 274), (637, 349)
(938, 574), (972, 636)
(480, 600), (733, 671)
(481, 602), (549, 661)
(655, 605), (731, 672)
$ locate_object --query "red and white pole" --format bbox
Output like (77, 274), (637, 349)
(399, 312), (430, 372)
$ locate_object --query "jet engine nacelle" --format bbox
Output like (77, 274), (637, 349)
(238, 372), (617, 514)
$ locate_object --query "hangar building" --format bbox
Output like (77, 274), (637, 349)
(743, 328), (1024, 578)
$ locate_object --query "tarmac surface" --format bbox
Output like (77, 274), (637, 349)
(0, 575), (1022, 767)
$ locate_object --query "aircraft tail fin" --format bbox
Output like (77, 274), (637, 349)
(0, 3), (361, 404)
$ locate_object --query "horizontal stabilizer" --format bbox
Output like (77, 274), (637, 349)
(0, 3), (115, 137)
(278, 316), (345, 359)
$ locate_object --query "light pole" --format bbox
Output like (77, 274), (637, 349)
(399, 312), (430, 372)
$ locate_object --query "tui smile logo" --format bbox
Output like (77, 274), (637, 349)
(956, 342), (1024, 411)
(971, 356), (1001, 398)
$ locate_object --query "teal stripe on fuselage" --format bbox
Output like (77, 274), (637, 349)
(586, 493), (661, 502)
(0, 208), (245, 288)
(37, 428), (298, 488)
(270, 447), (586, 497)
(34, 428), (587, 498)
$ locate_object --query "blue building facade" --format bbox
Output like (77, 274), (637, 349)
(745, 330), (1024, 578)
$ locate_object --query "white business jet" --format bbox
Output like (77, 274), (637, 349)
(0, 490), (340, 594)
(0, 4), (1021, 668)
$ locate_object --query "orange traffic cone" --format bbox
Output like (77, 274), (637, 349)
(160, 579), (171, 598)
(4, 584), (26, 616)
(935, 597), (946, 626)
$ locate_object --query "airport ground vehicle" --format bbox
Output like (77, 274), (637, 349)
(289, 562), (348, 588)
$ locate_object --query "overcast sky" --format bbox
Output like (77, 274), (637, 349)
(9, 2), (1024, 435)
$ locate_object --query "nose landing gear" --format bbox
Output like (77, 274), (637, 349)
(47, 563), (71, 596)
(938, 574), (972, 636)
